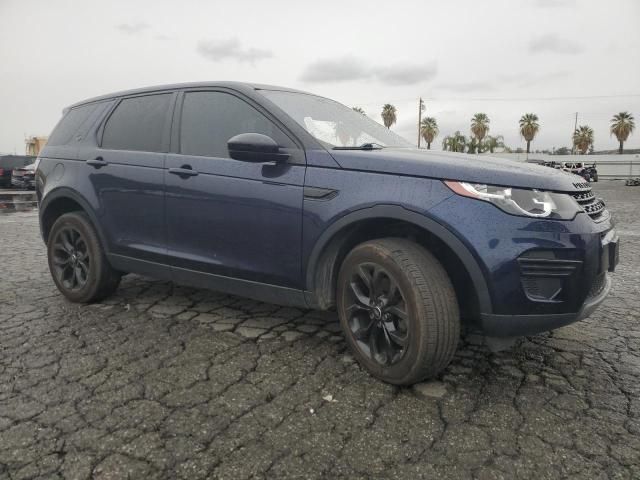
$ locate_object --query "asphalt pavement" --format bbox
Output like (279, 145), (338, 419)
(0, 181), (638, 479)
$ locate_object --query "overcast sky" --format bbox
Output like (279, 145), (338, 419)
(1, 0), (639, 154)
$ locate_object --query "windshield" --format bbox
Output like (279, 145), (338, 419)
(259, 90), (413, 148)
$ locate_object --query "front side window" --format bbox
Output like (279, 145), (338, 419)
(180, 91), (292, 158)
(102, 94), (172, 152)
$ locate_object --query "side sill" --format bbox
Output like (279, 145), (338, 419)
(107, 253), (309, 309)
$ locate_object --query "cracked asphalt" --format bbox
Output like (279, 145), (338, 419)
(1, 181), (639, 479)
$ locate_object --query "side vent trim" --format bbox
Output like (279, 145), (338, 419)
(304, 186), (339, 201)
(518, 257), (582, 278)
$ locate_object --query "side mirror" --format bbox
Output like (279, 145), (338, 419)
(227, 133), (290, 163)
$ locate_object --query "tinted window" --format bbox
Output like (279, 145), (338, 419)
(102, 94), (171, 152)
(48, 103), (101, 146)
(180, 91), (292, 158)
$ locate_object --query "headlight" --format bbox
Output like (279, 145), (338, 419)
(444, 181), (581, 220)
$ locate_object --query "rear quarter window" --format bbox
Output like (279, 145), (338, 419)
(47, 103), (102, 146)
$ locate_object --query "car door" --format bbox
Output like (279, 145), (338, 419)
(78, 92), (175, 265)
(165, 89), (305, 290)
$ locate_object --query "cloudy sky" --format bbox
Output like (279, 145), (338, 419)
(1, 0), (639, 154)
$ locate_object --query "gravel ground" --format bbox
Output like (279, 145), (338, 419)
(0, 181), (639, 479)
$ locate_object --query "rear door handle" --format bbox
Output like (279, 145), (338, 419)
(86, 157), (108, 168)
(168, 166), (199, 177)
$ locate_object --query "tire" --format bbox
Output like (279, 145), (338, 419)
(47, 212), (120, 303)
(337, 238), (460, 385)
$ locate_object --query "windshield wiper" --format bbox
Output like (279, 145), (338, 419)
(332, 142), (385, 150)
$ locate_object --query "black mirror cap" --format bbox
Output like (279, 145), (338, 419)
(227, 133), (289, 163)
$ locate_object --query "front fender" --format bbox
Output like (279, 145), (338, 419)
(304, 204), (492, 314)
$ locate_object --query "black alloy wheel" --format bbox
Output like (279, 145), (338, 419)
(47, 212), (121, 303)
(344, 262), (409, 366)
(51, 226), (91, 291)
(337, 238), (460, 385)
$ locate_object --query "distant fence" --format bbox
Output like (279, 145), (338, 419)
(491, 153), (640, 179)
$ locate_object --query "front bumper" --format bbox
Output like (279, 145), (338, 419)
(480, 273), (611, 337)
(479, 229), (618, 337)
(429, 194), (618, 337)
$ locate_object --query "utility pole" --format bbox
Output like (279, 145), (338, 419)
(571, 112), (578, 154)
(417, 97), (425, 148)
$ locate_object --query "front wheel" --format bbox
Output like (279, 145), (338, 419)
(47, 212), (121, 303)
(337, 238), (460, 385)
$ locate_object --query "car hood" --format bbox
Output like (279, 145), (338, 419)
(329, 148), (583, 192)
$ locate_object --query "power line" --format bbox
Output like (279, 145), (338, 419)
(354, 93), (640, 106)
(428, 93), (640, 102)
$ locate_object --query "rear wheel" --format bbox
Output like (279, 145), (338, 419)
(47, 212), (120, 303)
(337, 238), (460, 385)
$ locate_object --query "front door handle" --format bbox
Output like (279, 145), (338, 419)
(86, 157), (108, 168)
(168, 165), (199, 177)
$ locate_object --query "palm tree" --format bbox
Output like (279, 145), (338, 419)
(572, 125), (594, 154)
(420, 117), (439, 149)
(466, 137), (480, 154)
(484, 135), (505, 153)
(610, 112), (635, 154)
(334, 121), (353, 146)
(381, 104), (397, 129)
(470, 113), (490, 152)
(352, 106), (366, 115)
(442, 131), (466, 152)
(519, 113), (540, 154)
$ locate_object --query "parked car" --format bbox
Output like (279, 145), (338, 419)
(526, 159), (562, 169)
(525, 158), (545, 166)
(561, 161), (581, 172)
(583, 163), (599, 182)
(0, 155), (35, 188)
(0, 168), (9, 188)
(11, 163), (36, 189)
(36, 82), (618, 385)
(561, 161), (598, 182)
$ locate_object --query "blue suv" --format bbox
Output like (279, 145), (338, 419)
(36, 82), (618, 385)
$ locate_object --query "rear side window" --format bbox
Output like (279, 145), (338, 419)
(180, 91), (292, 158)
(102, 94), (172, 152)
(47, 103), (101, 146)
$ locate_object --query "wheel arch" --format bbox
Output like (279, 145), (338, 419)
(305, 205), (493, 318)
(39, 188), (108, 250)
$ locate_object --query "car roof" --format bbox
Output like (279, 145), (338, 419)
(67, 81), (312, 110)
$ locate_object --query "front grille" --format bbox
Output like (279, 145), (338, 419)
(569, 184), (606, 221)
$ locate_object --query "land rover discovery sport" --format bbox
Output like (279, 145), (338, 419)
(36, 82), (619, 385)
